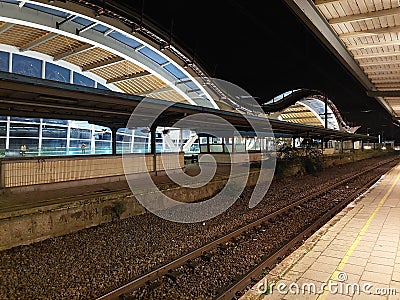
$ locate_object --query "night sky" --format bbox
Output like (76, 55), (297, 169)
(112, 0), (400, 141)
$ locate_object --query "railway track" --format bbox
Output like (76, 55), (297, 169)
(96, 157), (399, 300)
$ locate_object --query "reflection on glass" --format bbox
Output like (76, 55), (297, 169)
(45, 63), (70, 83)
(12, 54), (42, 78)
(73, 73), (95, 87)
(9, 124), (39, 137)
(0, 51), (9, 72)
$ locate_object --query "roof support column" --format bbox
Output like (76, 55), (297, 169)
(150, 128), (157, 175)
(111, 127), (118, 156)
(340, 138), (344, 154)
(324, 94), (328, 129)
(321, 135), (324, 153)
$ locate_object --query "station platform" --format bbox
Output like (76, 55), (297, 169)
(0, 163), (229, 216)
(0, 163), (240, 250)
(243, 163), (400, 300)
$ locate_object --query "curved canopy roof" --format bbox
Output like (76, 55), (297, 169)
(264, 89), (358, 132)
(0, 0), (222, 108)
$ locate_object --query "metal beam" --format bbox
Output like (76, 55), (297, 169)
(371, 79), (400, 83)
(360, 60), (400, 67)
(283, 0), (374, 90)
(315, 0), (340, 5)
(53, 44), (94, 61)
(348, 39), (400, 50)
(339, 25), (400, 39)
(82, 56), (124, 72)
(106, 70), (151, 84)
(374, 84), (400, 88)
(56, 15), (77, 29)
(0, 23), (15, 34)
(329, 7), (400, 25)
(76, 22), (97, 35)
(368, 73), (400, 78)
(281, 116), (320, 120)
(367, 90), (400, 97)
(354, 51), (400, 60)
(20, 32), (58, 51)
(363, 67), (400, 72)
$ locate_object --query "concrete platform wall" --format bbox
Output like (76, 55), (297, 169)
(0, 170), (261, 251)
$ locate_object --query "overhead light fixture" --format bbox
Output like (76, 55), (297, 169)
(95, 8), (104, 18)
(183, 62), (193, 69)
(160, 43), (170, 52)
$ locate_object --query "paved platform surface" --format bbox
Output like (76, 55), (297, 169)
(243, 163), (400, 300)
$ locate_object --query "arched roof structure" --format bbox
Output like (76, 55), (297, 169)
(0, 0), (223, 108)
(263, 89), (359, 133)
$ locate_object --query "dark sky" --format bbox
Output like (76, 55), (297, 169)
(112, 0), (399, 141)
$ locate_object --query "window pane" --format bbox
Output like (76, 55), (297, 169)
(134, 137), (148, 143)
(0, 51), (9, 72)
(0, 0), (19, 4)
(109, 31), (141, 49)
(93, 24), (109, 33)
(97, 83), (110, 90)
(41, 139), (67, 155)
(24, 3), (68, 17)
(0, 116), (6, 121)
(118, 128), (133, 135)
(9, 124), (39, 137)
(0, 138), (5, 154)
(10, 117), (40, 123)
(12, 54), (42, 78)
(164, 63), (187, 79)
(45, 62), (70, 83)
(9, 138), (39, 151)
(117, 142), (131, 154)
(73, 17), (93, 26)
(139, 47), (168, 64)
(95, 141), (111, 154)
(70, 128), (91, 139)
(73, 72), (94, 87)
(116, 134), (128, 142)
(0, 122), (6, 136)
(69, 140), (91, 150)
(132, 143), (148, 153)
(42, 126), (67, 138)
(94, 132), (111, 141)
(42, 119), (68, 125)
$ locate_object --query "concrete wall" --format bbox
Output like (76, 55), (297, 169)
(0, 170), (261, 251)
(323, 149), (390, 168)
(198, 152), (264, 164)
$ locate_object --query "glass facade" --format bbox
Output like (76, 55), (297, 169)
(0, 117), (194, 157)
(0, 51), (109, 90)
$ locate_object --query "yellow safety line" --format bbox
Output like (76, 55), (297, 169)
(318, 167), (400, 299)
